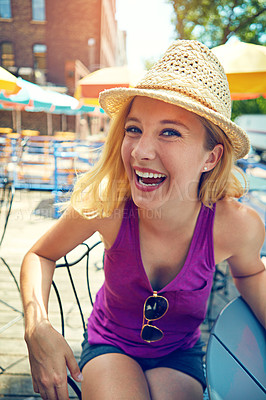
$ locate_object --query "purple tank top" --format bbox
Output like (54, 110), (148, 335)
(87, 198), (216, 358)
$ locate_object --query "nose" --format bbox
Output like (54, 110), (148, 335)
(131, 133), (156, 161)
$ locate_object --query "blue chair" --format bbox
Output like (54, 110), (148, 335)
(206, 297), (266, 399)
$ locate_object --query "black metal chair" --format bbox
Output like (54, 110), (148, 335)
(0, 178), (15, 247)
(204, 262), (232, 332)
(0, 179), (25, 375)
(51, 240), (104, 399)
(0, 179), (23, 333)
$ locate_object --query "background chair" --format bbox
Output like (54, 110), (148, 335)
(206, 296), (266, 400)
(51, 239), (104, 399)
(0, 179), (24, 374)
(204, 262), (232, 332)
(0, 178), (22, 327)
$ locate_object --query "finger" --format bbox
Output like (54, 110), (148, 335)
(53, 371), (69, 400)
(32, 376), (39, 393)
(65, 349), (83, 382)
(55, 381), (70, 400)
(38, 388), (48, 400)
(39, 386), (57, 400)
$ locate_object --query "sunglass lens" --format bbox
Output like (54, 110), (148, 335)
(144, 296), (168, 320)
(141, 325), (163, 342)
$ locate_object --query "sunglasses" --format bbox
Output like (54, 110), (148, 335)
(141, 291), (169, 343)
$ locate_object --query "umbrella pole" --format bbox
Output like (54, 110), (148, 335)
(75, 114), (80, 138)
(47, 113), (52, 135)
(16, 109), (21, 133)
(61, 114), (67, 131)
(12, 109), (16, 131)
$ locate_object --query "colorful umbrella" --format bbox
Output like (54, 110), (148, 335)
(211, 40), (266, 100)
(75, 65), (146, 106)
(0, 77), (53, 109)
(0, 77), (81, 113)
(0, 67), (21, 95)
(0, 77), (103, 133)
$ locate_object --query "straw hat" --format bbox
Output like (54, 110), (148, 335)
(99, 40), (250, 160)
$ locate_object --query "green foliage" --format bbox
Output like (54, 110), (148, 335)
(167, 0), (266, 46)
(144, 58), (157, 71)
(231, 97), (266, 121)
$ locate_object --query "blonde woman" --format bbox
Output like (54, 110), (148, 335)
(20, 40), (265, 400)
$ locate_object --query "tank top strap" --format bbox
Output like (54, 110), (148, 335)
(190, 203), (216, 268)
(106, 197), (138, 252)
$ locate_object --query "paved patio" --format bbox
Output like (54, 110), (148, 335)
(0, 189), (239, 399)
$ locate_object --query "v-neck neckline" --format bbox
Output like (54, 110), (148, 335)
(133, 200), (204, 293)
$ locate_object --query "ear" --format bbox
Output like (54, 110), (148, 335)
(202, 144), (223, 173)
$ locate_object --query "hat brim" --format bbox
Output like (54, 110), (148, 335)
(99, 87), (250, 160)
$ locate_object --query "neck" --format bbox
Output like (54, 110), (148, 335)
(138, 200), (202, 234)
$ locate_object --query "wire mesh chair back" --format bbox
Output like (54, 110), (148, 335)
(0, 179), (24, 351)
(52, 240), (103, 399)
(0, 178), (20, 304)
(0, 178), (15, 248)
(204, 263), (231, 332)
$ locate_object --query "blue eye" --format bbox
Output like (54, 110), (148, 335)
(124, 126), (142, 135)
(161, 129), (181, 138)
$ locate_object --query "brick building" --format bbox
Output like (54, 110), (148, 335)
(0, 0), (126, 133)
(0, 0), (126, 93)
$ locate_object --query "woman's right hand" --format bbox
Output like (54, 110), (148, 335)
(25, 320), (83, 400)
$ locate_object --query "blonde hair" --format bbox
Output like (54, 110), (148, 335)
(199, 117), (247, 206)
(71, 98), (247, 218)
(70, 99), (132, 218)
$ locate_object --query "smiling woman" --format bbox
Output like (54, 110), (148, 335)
(120, 97), (220, 210)
(20, 40), (265, 400)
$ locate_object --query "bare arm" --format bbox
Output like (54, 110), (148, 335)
(226, 205), (266, 328)
(20, 206), (99, 399)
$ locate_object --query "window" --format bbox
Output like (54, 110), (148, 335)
(0, 0), (11, 18)
(33, 44), (47, 70)
(1, 42), (15, 68)
(32, 0), (45, 21)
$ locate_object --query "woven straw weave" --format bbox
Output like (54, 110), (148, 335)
(137, 41), (231, 119)
(99, 40), (250, 160)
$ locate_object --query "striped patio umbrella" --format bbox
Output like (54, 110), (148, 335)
(75, 65), (146, 108)
(0, 67), (22, 95)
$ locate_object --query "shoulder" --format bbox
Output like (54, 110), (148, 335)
(57, 201), (127, 246)
(94, 201), (127, 249)
(214, 197), (265, 263)
(215, 197), (264, 241)
(30, 201), (128, 261)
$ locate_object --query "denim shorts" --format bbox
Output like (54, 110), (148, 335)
(79, 333), (206, 391)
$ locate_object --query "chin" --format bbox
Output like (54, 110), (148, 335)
(131, 191), (166, 212)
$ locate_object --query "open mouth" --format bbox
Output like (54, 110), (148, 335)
(135, 170), (166, 187)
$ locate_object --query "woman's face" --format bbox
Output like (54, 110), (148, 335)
(121, 96), (217, 211)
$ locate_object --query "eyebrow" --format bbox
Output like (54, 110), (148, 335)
(125, 117), (189, 131)
(160, 119), (189, 131)
(125, 117), (140, 123)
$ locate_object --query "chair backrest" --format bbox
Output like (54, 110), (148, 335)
(0, 178), (23, 338)
(51, 240), (104, 399)
(206, 296), (266, 400)
(52, 240), (104, 336)
(0, 179), (15, 248)
(52, 141), (104, 218)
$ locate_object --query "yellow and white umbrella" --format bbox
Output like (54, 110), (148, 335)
(0, 66), (21, 95)
(212, 40), (266, 100)
(75, 65), (146, 108)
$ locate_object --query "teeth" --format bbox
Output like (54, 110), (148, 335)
(135, 170), (166, 179)
(139, 180), (159, 187)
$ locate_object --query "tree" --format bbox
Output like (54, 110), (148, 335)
(167, 0), (266, 47)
